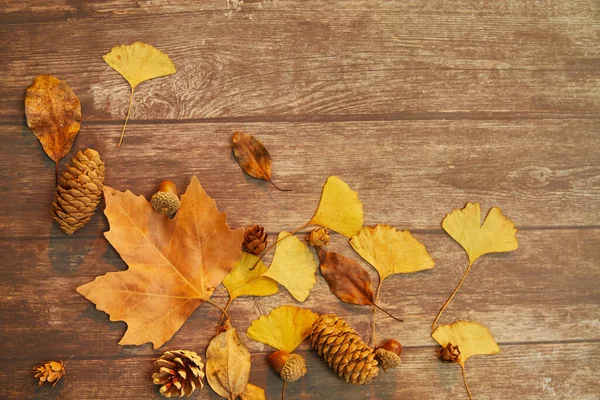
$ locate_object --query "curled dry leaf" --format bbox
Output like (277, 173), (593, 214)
(25, 75), (81, 169)
(261, 232), (317, 302)
(231, 132), (289, 191)
(432, 203), (518, 328)
(76, 176), (244, 348)
(309, 176), (363, 237)
(103, 42), (176, 147)
(223, 252), (279, 302)
(317, 248), (374, 306)
(206, 325), (251, 400)
(239, 383), (266, 400)
(246, 305), (318, 353)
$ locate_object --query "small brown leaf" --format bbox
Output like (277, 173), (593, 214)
(25, 75), (82, 166)
(206, 324), (251, 399)
(231, 132), (289, 191)
(317, 248), (375, 306)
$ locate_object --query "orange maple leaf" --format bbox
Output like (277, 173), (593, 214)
(77, 176), (244, 348)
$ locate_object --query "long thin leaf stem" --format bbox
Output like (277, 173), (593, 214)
(117, 88), (134, 148)
(431, 262), (473, 329)
(216, 298), (233, 335)
(370, 280), (382, 346)
(268, 179), (291, 192)
(461, 364), (473, 399)
(55, 162), (59, 184)
(372, 303), (403, 322)
(282, 381), (287, 400)
(250, 222), (312, 270)
(206, 299), (230, 327)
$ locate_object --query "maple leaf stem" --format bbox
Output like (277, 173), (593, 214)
(431, 262), (474, 329)
(268, 179), (291, 192)
(461, 364), (473, 399)
(206, 299), (230, 324)
(251, 222), (312, 270)
(117, 88), (134, 148)
(216, 298), (233, 335)
(282, 380), (287, 400)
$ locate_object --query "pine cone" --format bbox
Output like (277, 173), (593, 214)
(280, 353), (307, 383)
(375, 348), (401, 371)
(308, 227), (330, 247)
(439, 343), (460, 363)
(310, 314), (379, 385)
(33, 360), (66, 387)
(243, 225), (268, 255)
(52, 148), (105, 234)
(152, 350), (205, 398)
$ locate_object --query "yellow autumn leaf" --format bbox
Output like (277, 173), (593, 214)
(261, 232), (317, 302)
(309, 176), (363, 237)
(432, 320), (500, 367)
(223, 252), (278, 301)
(246, 305), (318, 353)
(103, 42), (176, 147)
(240, 383), (266, 400)
(442, 202), (518, 266)
(350, 224), (435, 282)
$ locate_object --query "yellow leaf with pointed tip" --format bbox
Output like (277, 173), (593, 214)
(309, 176), (363, 237)
(261, 232), (317, 302)
(432, 320), (500, 367)
(223, 253), (278, 301)
(246, 305), (318, 353)
(103, 42), (176, 90)
(442, 202), (518, 266)
(350, 224), (434, 282)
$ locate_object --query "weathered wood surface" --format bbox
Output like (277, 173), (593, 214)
(0, 0), (598, 399)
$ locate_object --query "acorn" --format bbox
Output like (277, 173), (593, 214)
(375, 339), (402, 371)
(151, 180), (180, 216)
(268, 351), (307, 383)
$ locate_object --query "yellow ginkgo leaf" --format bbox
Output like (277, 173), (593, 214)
(442, 202), (518, 266)
(223, 252), (279, 301)
(103, 42), (176, 147)
(350, 224), (434, 282)
(246, 305), (318, 353)
(261, 232), (317, 302)
(309, 176), (363, 237)
(432, 321), (500, 367)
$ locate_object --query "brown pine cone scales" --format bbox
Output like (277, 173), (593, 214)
(308, 227), (330, 247)
(243, 225), (268, 255)
(33, 360), (66, 387)
(439, 343), (460, 363)
(310, 314), (379, 385)
(152, 350), (205, 398)
(52, 148), (105, 234)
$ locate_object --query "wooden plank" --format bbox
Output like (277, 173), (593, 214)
(1, 2), (599, 121)
(1, 120), (598, 237)
(1, 342), (598, 399)
(1, 228), (598, 357)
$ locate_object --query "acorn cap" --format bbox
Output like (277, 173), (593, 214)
(151, 191), (180, 216)
(280, 353), (307, 383)
(375, 348), (401, 371)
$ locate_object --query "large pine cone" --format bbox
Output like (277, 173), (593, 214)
(310, 314), (379, 385)
(52, 148), (105, 234)
(243, 225), (268, 255)
(152, 350), (205, 398)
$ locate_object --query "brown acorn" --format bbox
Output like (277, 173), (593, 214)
(151, 180), (180, 216)
(268, 351), (307, 383)
(375, 339), (402, 371)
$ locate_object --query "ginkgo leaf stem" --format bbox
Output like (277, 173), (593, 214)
(461, 364), (473, 399)
(370, 280), (382, 346)
(250, 222), (312, 270)
(206, 299), (230, 327)
(117, 88), (134, 148)
(216, 298), (233, 335)
(268, 179), (291, 192)
(282, 381), (287, 400)
(431, 262), (474, 329)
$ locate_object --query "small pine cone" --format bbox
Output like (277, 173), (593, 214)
(52, 148), (105, 235)
(439, 343), (460, 363)
(152, 350), (205, 398)
(33, 361), (66, 387)
(308, 227), (330, 247)
(375, 348), (401, 371)
(310, 314), (379, 385)
(243, 225), (268, 255)
(281, 353), (307, 383)
(151, 192), (180, 216)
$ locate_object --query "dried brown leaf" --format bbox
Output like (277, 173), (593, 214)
(25, 75), (81, 166)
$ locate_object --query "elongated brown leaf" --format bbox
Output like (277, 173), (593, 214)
(25, 75), (81, 167)
(206, 325), (251, 400)
(317, 248), (375, 306)
(231, 132), (289, 191)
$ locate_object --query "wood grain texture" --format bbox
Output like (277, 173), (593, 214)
(0, 0), (598, 399)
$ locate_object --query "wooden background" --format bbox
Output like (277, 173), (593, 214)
(1, 1), (598, 399)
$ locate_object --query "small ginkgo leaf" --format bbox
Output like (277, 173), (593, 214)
(223, 252), (279, 301)
(442, 202), (518, 266)
(246, 305), (318, 353)
(432, 321), (500, 367)
(350, 225), (435, 283)
(309, 176), (363, 237)
(231, 132), (289, 191)
(261, 232), (317, 302)
(103, 42), (176, 147)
